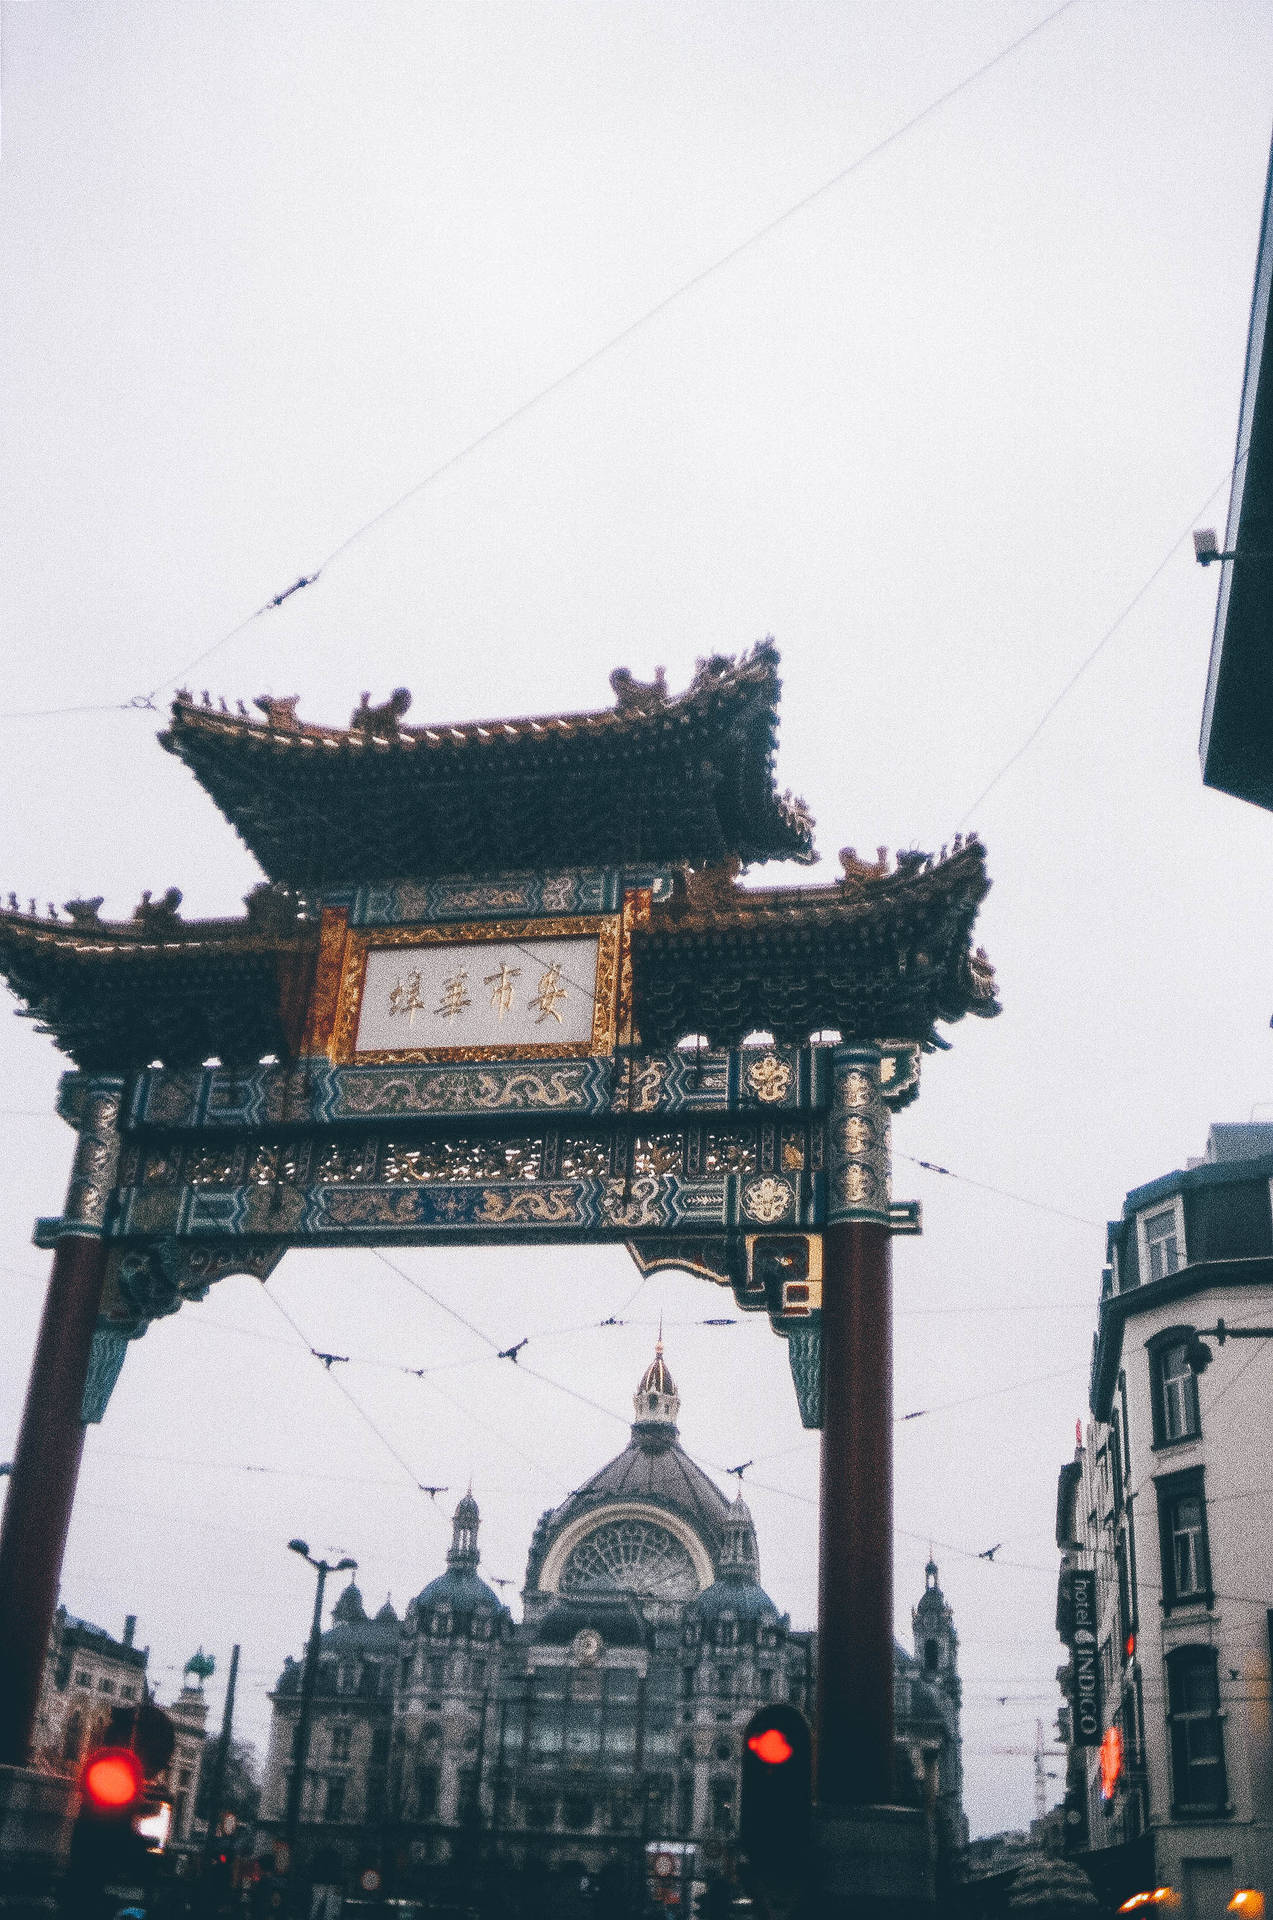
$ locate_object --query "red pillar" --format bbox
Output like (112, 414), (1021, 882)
(0, 1235), (109, 1765)
(817, 1219), (894, 1808)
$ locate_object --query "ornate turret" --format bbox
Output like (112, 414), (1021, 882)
(718, 1492), (761, 1583)
(331, 1578), (367, 1624)
(633, 1336), (680, 1439)
(447, 1492), (481, 1573)
(913, 1559), (960, 1702)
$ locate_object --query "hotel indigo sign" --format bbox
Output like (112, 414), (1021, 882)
(1067, 1568), (1103, 1746)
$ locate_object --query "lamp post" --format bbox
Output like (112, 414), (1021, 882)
(282, 1540), (356, 1878)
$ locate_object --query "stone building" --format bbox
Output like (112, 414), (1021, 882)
(1055, 1123), (1273, 1918)
(32, 1608), (210, 1851)
(33, 1607), (148, 1776)
(259, 1344), (965, 1893)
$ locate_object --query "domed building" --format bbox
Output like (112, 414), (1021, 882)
(260, 1577), (400, 1851)
(257, 1344), (965, 1889)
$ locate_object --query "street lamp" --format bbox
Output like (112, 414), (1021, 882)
(282, 1540), (357, 1872)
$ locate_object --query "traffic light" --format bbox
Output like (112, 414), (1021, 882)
(67, 1746), (157, 1919)
(739, 1705), (812, 1878)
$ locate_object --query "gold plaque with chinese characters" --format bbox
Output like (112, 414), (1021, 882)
(331, 916), (622, 1063)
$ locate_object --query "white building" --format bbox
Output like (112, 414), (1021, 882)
(1056, 1123), (1273, 1917)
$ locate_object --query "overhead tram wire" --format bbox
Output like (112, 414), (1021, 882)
(260, 1283), (452, 1513)
(0, 0), (1087, 729)
(894, 1152), (1104, 1229)
(955, 460), (1243, 827)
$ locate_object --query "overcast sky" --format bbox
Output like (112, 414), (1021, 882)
(2, 0), (1273, 1840)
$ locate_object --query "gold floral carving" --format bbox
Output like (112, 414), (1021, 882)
(841, 1069), (873, 1110)
(843, 1164), (877, 1204)
(619, 888), (652, 1047)
(306, 908), (351, 1059)
(741, 1175), (796, 1224)
(331, 914), (621, 1064)
(745, 1054), (794, 1104)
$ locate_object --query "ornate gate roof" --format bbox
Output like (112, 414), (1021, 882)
(159, 642), (815, 886)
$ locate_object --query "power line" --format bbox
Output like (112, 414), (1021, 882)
(956, 462), (1241, 825)
(260, 1284), (449, 1506)
(895, 1152), (1105, 1229)
(115, 0), (1085, 705)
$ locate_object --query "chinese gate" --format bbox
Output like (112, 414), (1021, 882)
(0, 645), (997, 1893)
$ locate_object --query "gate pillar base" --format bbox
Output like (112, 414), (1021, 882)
(0, 1763), (76, 1887)
(804, 1804), (935, 1919)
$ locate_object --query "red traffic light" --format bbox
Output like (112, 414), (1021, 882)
(81, 1746), (146, 1813)
(748, 1727), (794, 1766)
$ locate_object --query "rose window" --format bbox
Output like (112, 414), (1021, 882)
(559, 1519), (700, 1601)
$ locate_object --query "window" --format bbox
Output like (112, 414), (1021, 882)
(715, 1667), (734, 1698)
(1142, 1203), (1184, 1282)
(525, 1793), (556, 1829)
(119, 1686), (135, 1702)
(711, 1776), (735, 1832)
(324, 1777), (346, 1822)
(427, 1658), (446, 1689)
(1156, 1469), (1211, 1609)
(62, 1712), (83, 1764)
(563, 1793), (594, 1830)
(924, 1637), (939, 1673)
(330, 1724), (351, 1762)
(75, 1670), (91, 1687)
(1115, 1534), (1134, 1647)
(416, 1766), (439, 1819)
(1152, 1333), (1202, 1445)
(1167, 1648), (1228, 1812)
(97, 1678), (114, 1694)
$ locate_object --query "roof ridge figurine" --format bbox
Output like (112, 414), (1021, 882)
(350, 687), (412, 738)
(253, 693), (301, 732)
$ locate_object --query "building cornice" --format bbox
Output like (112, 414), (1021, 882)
(1091, 1255), (1273, 1418)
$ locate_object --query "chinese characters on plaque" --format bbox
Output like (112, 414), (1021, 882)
(354, 934), (601, 1055)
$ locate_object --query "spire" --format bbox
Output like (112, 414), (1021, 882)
(633, 1336), (680, 1437)
(448, 1490), (480, 1571)
(718, 1491), (760, 1582)
(331, 1577), (366, 1623)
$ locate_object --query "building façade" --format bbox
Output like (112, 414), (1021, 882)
(1055, 1124), (1273, 1919)
(258, 1343), (965, 1897)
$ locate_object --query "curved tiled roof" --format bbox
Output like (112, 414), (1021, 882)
(159, 643), (815, 886)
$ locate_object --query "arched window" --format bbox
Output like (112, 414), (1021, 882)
(924, 1637), (940, 1672)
